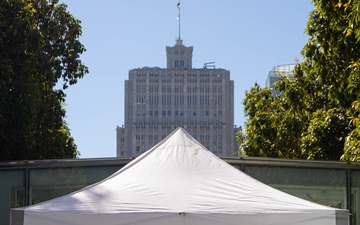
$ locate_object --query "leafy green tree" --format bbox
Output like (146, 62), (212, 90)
(240, 83), (277, 157)
(341, 0), (360, 161)
(241, 0), (360, 160)
(342, 100), (360, 161)
(240, 81), (305, 159)
(0, 0), (88, 161)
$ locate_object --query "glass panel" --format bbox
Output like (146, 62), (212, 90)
(0, 169), (25, 225)
(352, 170), (360, 225)
(244, 166), (347, 209)
(29, 166), (121, 205)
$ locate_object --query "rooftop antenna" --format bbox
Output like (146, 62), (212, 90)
(203, 62), (215, 69)
(177, 1), (181, 40)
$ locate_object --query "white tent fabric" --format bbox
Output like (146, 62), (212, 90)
(11, 127), (349, 225)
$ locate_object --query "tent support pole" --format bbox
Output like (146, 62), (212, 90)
(25, 168), (30, 206)
(346, 168), (352, 225)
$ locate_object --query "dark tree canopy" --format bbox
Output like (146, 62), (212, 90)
(0, 0), (88, 161)
(240, 0), (360, 161)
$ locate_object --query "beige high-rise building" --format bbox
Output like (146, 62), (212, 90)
(117, 39), (239, 158)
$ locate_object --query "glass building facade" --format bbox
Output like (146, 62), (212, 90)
(265, 63), (296, 96)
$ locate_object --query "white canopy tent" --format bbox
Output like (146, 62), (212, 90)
(11, 127), (349, 225)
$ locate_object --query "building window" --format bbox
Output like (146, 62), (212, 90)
(167, 96), (171, 105)
(180, 96), (184, 105)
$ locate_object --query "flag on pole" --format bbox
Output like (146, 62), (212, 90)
(177, 2), (180, 9)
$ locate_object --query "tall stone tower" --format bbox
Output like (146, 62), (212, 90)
(116, 39), (239, 158)
(166, 39), (193, 69)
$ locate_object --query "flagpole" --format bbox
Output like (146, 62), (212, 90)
(177, 1), (181, 40)
(179, 1), (181, 40)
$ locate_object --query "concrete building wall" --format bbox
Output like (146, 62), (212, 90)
(117, 39), (239, 158)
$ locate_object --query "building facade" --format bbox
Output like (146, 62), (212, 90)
(117, 39), (239, 158)
(265, 63), (296, 96)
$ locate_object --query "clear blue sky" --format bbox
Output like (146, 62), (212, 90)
(61, 0), (314, 158)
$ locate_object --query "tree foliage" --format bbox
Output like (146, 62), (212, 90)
(342, 100), (360, 161)
(240, 0), (360, 161)
(0, 0), (88, 161)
